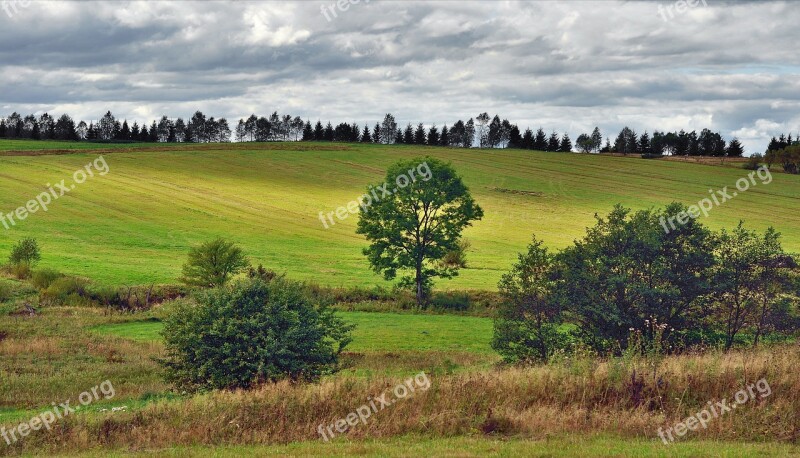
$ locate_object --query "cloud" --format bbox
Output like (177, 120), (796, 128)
(0, 0), (798, 153)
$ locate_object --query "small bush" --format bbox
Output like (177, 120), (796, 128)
(0, 281), (12, 302)
(10, 262), (31, 280)
(31, 268), (63, 290)
(431, 291), (471, 311)
(159, 278), (354, 392)
(90, 285), (125, 308)
(9, 238), (41, 267)
(247, 264), (280, 283)
(180, 238), (249, 288)
(90, 284), (185, 311)
(743, 153), (763, 170)
(41, 277), (90, 306)
(439, 239), (471, 269)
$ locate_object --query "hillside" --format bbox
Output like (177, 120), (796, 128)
(0, 140), (797, 289)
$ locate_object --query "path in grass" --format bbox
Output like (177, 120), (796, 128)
(90, 311), (495, 353)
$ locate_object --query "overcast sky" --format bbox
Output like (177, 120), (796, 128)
(1, 0), (798, 153)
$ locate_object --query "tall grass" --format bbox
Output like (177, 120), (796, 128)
(4, 345), (797, 455)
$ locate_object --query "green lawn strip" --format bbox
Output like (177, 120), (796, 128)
(53, 434), (800, 457)
(0, 398), (149, 425)
(88, 311), (495, 353)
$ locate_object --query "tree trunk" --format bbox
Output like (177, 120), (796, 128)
(415, 261), (424, 308)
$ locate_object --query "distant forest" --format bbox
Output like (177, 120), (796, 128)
(2, 110), (799, 163)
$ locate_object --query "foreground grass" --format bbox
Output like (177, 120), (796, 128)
(3, 346), (798, 455)
(2, 303), (799, 456)
(59, 434), (800, 457)
(0, 141), (797, 289)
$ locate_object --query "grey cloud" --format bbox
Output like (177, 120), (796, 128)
(0, 0), (799, 153)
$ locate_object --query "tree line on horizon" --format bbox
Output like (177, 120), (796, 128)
(0, 109), (777, 159)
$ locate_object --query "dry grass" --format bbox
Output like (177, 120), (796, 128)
(4, 345), (798, 455)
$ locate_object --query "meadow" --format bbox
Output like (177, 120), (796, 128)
(1, 140), (799, 456)
(0, 140), (797, 289)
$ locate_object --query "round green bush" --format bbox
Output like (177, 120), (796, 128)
(159, 278), (353, 392)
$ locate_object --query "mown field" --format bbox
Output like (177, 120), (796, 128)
(0, 140), (797, 289)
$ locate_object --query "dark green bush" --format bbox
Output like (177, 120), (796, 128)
(159, 278), (354, 392)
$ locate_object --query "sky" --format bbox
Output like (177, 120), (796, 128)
(0, 0), (798, 154)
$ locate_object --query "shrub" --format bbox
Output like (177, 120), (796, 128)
(9, 238), (41, 267)
(0, 281), (12, 302)
(492, 236), (567, 363)
(430, 291), (471, 311)
(180, 238), (250, 288)
(743, 153), (763, 170)
(31, 268), (63, 290)
(41, 277), (89, 306)
(10, 262), (31, 280)
(159, 278), (354, 392)
(439, 239), (471, 269)
(246, 264), (279, 283)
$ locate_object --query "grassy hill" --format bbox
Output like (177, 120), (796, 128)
(0, 140), (797, 289)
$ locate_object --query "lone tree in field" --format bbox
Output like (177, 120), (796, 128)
(357, 157), (483, 306)
(180, 237), (249, 288)
(9, 237), (40, 268)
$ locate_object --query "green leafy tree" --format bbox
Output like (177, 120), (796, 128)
(492, 236), (566, 363)
(9, 237), (41, 267)
(554, 203), (716, 352)
(751, 229), (797, 346)
(712, 223), (798, 349)
(180, 238), (250, 288)
(159, 278), (353, 391)
(576, 133), (593, 153)
(357, 157), (483, 306)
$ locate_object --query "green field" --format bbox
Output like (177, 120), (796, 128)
(0, 140), (797, 289)
(90, 311), (494, 353)
(63, 435), (800, 457)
